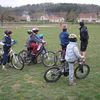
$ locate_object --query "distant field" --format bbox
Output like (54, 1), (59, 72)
(0, 23), (100, 100)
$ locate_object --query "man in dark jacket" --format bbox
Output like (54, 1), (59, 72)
(79, 22), (89, 58)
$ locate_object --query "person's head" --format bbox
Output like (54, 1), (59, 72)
(69, 34), (77, 42)
(4, 30), (12, 36)
(62, 25), (67, 32)
(80, 21), (84, 27)
(27, 30), (32, 35)
(32, 27), (39, 34)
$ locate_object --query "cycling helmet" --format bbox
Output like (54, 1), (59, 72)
(69, 34), (77, 42)
(27, 30), (32, 34)
(32, 27), (39, 33)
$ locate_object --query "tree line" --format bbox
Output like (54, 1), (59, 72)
(0, 3), (100, 24)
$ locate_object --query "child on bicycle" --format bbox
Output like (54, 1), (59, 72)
(37, 34), (46, 50)
(65, 34), (84, 86)
(26, 28), (43, 63)
(59, 25), (69, 61)
(2, 30), (12, 70)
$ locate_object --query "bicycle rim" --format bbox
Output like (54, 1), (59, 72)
(11, 54), (24, 70)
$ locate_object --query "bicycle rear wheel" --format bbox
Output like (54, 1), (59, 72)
(44, 67), (61, 82)
(56, 50), (65, 66)
(11, 54), (24, 70)
(74, 64), (90, 79)
(42, 51), (56, 67)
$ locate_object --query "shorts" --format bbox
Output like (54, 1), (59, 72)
(80, 41), (88, 51)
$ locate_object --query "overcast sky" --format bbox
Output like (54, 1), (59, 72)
(0, 0), (100, 7)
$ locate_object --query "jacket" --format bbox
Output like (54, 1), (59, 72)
(65, 42), (82, 62)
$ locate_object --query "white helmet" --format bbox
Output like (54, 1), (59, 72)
(69, 34), (77, 42)
(32, 27), (39, 32)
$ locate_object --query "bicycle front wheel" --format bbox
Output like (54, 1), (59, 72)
(42, 51), (56, 67)
(74, 64), (90, 79)
(11, 54), (24, 70)
(44, 67), (61, 82)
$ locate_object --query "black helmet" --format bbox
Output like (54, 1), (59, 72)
(27, 30), (32, 34)
(80, 22), (84, 27)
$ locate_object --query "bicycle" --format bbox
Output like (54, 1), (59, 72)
(44, 59), (90, 82)
(55, 50), (64, 66)
(19, 43), (56, 67)
(0, 41), (24, 70)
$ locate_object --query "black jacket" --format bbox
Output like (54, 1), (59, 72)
(79, 26), (89, 42)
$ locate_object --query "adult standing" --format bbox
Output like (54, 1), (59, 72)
(59, 25), (69, 61)
(79, 22), (89, 59)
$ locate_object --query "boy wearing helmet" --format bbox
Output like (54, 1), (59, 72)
(26, 28), (42, 63)
(2, 30), (12, 70)
(65, 34), (84, 86)
(79, 22), (89, 58)
(59, 25), (69, 61)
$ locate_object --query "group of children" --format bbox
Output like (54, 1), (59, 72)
(1, 24), (87, 86)
(1, 27), (45, 70)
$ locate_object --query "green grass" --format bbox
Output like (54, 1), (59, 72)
(0, 23), (100, 100)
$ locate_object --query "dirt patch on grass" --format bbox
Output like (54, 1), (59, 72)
(11, 83), (20, 92)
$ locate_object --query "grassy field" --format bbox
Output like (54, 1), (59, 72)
(0, 23), (100, 100)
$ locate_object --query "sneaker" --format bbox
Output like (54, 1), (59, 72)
(60, 59), (65, 63)
(6, 63), (12, 67)
(68, 81), (76, 86)
(2, 65), (7, 70)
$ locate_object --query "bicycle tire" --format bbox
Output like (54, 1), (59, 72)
(44, 67), (61, 82)
(56, 50), (65, 66)
(42, 51), (56, 67)
(19, 50), (31, 65)
(11, 54), (24, 70)
(74, 64), (90, 79)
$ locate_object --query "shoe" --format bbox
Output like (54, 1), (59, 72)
(6, 63), (12, 67)
(60, 59), (65, 63)
(2, 65), (7, 70)
(68, 81), (76, 86)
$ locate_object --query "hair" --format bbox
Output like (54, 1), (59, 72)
(80, 22), (84, 27)
(63, 29), (67, 32)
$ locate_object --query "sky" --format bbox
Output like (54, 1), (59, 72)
(0, 0), (100, 7)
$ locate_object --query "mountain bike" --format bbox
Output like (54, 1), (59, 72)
(44, 59), (90, 82)
(19, 43), (56, 67)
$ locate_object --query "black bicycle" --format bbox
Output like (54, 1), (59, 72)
(19, 43), (56, 67)
(44, 59), (90, 82)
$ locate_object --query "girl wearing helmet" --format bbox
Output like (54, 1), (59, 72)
(65, 34), (84, 86)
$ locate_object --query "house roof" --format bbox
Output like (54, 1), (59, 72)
(79, 13), (97, 18)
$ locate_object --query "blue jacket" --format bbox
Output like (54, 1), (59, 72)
(59, 31), (69, 46)
(2, 35), (11, 47)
